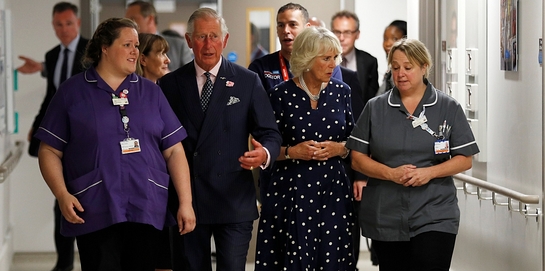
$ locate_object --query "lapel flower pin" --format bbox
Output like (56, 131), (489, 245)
(226, 81), (235, 87)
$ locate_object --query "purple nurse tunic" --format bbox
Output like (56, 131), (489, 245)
(35, 66), (187, 237)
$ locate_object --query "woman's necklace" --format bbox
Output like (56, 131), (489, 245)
(299, 76), (323, 101)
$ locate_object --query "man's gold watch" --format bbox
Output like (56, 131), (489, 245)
(284, 146), (291, 159)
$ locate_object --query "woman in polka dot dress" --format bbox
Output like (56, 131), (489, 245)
(255, 27), (356, 271)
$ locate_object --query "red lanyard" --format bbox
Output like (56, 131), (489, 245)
(278, 53), (290, 82)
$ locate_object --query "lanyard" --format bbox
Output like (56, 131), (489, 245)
(278, 53), (290, 82)
(112, 92), (131, 138)
(405, 106), (441, 139)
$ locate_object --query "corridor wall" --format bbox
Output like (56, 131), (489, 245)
(451, 0), (543, 270)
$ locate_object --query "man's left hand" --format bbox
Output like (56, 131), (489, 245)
(239, 138), (267, 170)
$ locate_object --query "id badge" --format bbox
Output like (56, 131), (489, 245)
(412, 115), (428, 128)
(120, 138), (141, 154)
(112, 97), (129, 106)
(434, 140), (450, 154)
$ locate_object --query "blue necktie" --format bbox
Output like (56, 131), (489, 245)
(201, 72), (213, 111)
(60, 48), (69, 84)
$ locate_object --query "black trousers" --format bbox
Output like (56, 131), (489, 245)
(171, 221), (253, 271)
(154, 226), (174, 269)
(372, 231), (456, 271)
(54, 200), (75, 270)
(76, 222), (161, 271)
(352, 200), (361, 264)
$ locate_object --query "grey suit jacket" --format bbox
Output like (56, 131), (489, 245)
(162, 34), (193, 70)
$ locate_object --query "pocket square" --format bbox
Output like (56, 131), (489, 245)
(227, 96), (240, 106)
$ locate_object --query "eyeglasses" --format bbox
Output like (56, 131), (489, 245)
(332, 30), (359, 38)
(192, 33), (221, 42)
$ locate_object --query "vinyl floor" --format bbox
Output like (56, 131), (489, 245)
(10, 250), (379, 271)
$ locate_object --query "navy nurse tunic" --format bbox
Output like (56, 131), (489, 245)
(35, 66), (187, 237)
(346, 83), (479, 241)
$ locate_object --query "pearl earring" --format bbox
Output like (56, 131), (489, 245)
(306, 68), (310, 72)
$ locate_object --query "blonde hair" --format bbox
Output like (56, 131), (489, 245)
(290, 27), (342, 78)
(387, 38), (432, 78)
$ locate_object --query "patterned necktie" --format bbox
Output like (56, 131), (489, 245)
(60, 48), (69, 84)
(201, 72), (213, 111)
(341, 57), (347, 68)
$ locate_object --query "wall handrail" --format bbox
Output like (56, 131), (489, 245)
(453, 173), (541, 220)
(0, 140), (24, 184)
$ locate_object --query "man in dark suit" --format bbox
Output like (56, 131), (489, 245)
(331, 10), (379, 105)
(125, 1), (193, 70)
(16, 3), (88, 271)
(340, 66), (365, 120)
(159, 8), (281, 271)
(248, 3), (343, 92)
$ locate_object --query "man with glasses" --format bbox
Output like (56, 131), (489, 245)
(331, 10), (379, 104)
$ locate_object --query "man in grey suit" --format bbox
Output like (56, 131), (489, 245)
(159, 8), (281, 271)
(125, 1), (193, 70)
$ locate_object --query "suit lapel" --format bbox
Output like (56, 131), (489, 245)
(72, 38), (88, 75)
(47, 46), (61, 80)
(177, 63), (205, 132)
(355, 49), (366, 89)
(197, 58), (234, 147)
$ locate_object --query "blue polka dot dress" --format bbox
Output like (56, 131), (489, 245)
(255, 79), (356, 271)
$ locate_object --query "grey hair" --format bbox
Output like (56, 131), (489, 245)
(290, 27), (342, 77)
(186, 8), (229, 39)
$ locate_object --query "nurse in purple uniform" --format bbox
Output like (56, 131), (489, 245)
(35, 18), (195, 271)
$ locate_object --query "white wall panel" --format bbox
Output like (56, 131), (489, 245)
(452, 0), (543, 270)
(8, 0), (80, 252)
(355, 0), (407, 80)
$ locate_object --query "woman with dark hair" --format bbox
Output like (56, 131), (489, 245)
(384, 20), (407, 50)
(35, 18), (195, 270)
(376, 20), (407, 96)
(136, 33), (171, 83)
